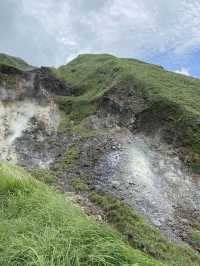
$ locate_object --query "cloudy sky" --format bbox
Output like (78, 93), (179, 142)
(1, 0), (200, 77)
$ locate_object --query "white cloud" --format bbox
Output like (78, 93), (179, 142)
(1, 0), (200, 66)
(175, 67), (190, 76)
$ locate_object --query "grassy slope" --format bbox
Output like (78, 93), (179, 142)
(0, 163), (164, 266)
(0, 53), (34, 71)
(54, 54), (200, 171)
(55, 54), (200, 115)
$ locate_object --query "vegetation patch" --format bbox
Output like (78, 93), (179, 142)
(189, 230), (200, 251)
(89, 192), (200, 266)
(0, 53), (34, 71)
(55, 96), (97, 133)
(190, 162), (200, 174)
(72, 121), (99, 139)
(0, 163), (164, 266)
(53, 54), (121, 98)
(30, 168), (56, 184)
(71, 179), (89, 192)
(61, 145), (80, 167)
(54, 145), (80, 176)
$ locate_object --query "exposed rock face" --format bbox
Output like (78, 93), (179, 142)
(0, 66), (73, 168)
(99, 82), (148, 131)
(0, 101), (57, 160)
(55, 115), (199, 243)
(33, 67), (74, 97)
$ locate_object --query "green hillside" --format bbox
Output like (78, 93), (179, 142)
(55, 54), (200, 114)
(0, 163), (164, 266)
(0, 53), (34, 71)
(1, 163), (200, 266)
(54, 54), (200, 172)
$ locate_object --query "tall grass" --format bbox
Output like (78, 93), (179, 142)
(0, 163), (163, 266)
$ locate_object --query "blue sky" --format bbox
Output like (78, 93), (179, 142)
(150, 50), (200, 78)
(0, 0), (200, 78)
